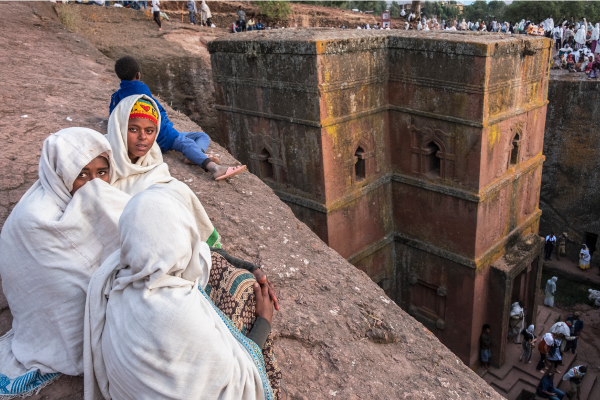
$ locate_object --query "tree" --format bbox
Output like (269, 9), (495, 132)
(390, 1), (402, 18)
(258, 1), (292, 20)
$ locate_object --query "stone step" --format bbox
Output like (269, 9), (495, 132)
(485, 367), (540, 394)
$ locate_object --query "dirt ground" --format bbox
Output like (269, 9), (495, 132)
(0, 2), (498, 399)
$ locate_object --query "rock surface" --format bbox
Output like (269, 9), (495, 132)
(0, 3), (500, 399)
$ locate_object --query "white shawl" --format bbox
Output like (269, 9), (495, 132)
(592, 23), (599, 41)
(83, 184), (272, 400)
(580, 245), (591, 262)
(545, 277), (557, 295)
(575, 20), (587, 44)
(201, 0), (211, 18)
(106, 94), (220, 247)
(0, 128), (131, 396)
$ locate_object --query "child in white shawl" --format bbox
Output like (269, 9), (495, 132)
(107, 94), (223, 248)
(0, 128), (131, 396)
(84, 185), (277, 400)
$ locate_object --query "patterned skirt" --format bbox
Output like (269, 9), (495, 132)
(205, 253), (282, 400)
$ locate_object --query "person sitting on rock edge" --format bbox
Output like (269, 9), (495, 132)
(109, 56), (246, 181)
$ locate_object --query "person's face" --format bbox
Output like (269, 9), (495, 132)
(71, 156), (110, 195)
(127, 118), (157, 162)
(485, 328), (490, 333)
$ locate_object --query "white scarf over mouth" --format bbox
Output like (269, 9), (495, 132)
(84, 184), (272, 400)
(106, 94), (220, 247)
(0, 128), (131, 396)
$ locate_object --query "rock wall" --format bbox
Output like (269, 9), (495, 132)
(540, 71), (600, 264)
(0, 2), (500, 399)
(209, 29), (551, 368)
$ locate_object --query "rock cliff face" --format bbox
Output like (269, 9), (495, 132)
(540, 71), (600, 264)
(0, 2), (500, 399)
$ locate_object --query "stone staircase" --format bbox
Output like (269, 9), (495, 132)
(481, 306), (599, 400)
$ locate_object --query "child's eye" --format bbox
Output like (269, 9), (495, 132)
(98, 171), (107, 176)
(78, 172), (88, 178)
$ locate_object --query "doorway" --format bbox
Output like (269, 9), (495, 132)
(584, 232), (598, 256)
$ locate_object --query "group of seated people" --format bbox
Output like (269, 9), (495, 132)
(0, 57), (284, 399)
(232, 18), (266, 32)
(553, 44), (600, 78)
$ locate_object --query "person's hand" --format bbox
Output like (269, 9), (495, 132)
(252, 269), (280, 311)
(254, 281), (274, 324)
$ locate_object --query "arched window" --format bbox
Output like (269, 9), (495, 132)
(354, 147), (365, 182)
(424, 142), (441, 177)
(510, 134), (520, 165)
(258, 148), (274, 181)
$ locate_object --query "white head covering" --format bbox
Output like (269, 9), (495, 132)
(0, 128), (131, 394)
(552, 276), (558, 282)
(543, 333), (554, 346)
(84, 185), (272, 400)
(575, 19), (587, 44)
(594, 23), (600, 42)
(527, 325), (535, 333)
(106, 94), (219, 246)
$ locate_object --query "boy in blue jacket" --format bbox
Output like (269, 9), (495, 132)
(109, 56), (246, 181)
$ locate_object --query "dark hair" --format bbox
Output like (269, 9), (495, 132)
(580, 366), (587, 373)
(114, 56), (141, 81)
(483, 324), (490, 331)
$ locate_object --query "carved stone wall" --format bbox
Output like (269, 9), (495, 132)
(210, 30), (551, 367)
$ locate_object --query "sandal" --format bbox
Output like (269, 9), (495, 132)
(215, 165), (247, 181)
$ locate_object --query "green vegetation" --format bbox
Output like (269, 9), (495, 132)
(55, 3), (80, 31)
(421, 1), (461, 21)
(258, 1), (292, 20)
(540, 271), (598, 308)
(463, 1), (600, 24)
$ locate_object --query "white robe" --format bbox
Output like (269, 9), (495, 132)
(83, 184), (272, 400)
(0, 128), (131, 396)
(544, 277), (557, 307)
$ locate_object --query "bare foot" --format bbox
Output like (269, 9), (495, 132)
(528, 361), (532, 364)
(211, 164), (231, 179)
(207, 154), (221, 164)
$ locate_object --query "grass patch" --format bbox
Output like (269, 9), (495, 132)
(55, 4), (80, 31)
(540, 271), (599, 308)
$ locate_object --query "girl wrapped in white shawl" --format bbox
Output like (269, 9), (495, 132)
(0, 128), (131, 397)
(106, 94), (221, 247)
(83, 184), (273, 400)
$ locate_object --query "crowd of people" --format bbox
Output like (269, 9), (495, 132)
(0, 56), (285, 399)
(480, 308), (589, 400)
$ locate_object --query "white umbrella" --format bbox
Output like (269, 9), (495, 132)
(550, 321), (570, 337)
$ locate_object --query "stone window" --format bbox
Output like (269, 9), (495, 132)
(354, 147), (366, 182)
(258, 148), (274, 181)
(410, 279), (446, 323)
(423, 142), (441, 177)
(510, 134), (520, 165)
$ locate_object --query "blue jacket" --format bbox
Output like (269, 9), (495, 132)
(566, 316), (584, 336)
(109, 80), (179, 153)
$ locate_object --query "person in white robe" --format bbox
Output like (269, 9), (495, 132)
(0, 128), (131, 397)
(579, 244), (591, 270)
(544, 277), (558, 307)
(574, 19), (587, 49)
(508, 302), (525, 343)
(83, 184), (274, 400)
(200, 0), (211, 26)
